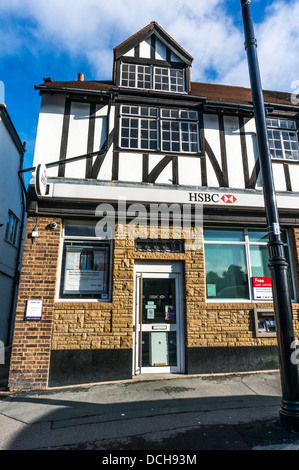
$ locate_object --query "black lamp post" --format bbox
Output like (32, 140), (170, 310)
(240, 0), (299, 431)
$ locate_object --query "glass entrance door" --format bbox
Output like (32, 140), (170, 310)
(134, 267), (184, 374)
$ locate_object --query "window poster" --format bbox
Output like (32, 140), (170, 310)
(165, 305), (175, 321)
(63, 247), (108, 294)
(146, 308), (155, 319)
(252, 277), (273, 300)
(145, 301), (156, 319)
(207, 282), (216, 298)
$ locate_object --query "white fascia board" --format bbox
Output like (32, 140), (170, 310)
(43, 180), (267, 208)
(39, 179), (299, 210)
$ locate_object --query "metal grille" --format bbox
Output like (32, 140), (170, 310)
(135, 239), (184, 253)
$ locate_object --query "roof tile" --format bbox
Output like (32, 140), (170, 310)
(37, 79), (297, 108)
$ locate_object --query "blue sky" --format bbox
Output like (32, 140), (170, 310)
(0, 0), (298, 185)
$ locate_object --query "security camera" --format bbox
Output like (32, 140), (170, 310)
(50, 222), (57, 229)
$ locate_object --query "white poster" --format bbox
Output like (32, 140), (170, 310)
(64, 270), (104, 293)
(25, 300), (43, 320)
(63, 246), (108, 294)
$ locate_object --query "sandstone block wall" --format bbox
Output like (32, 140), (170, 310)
(8, 216), (299, 390)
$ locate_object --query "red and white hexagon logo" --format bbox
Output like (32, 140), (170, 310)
(221, 194), (237, 204)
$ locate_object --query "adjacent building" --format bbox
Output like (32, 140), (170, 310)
(0, 103), (25, 347)
(8, 22), (299, 390)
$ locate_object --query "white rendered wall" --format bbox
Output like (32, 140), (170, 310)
(64, 102), (90, 178)
(33, 96), (112, 180)
(33, 93), (65, 177)
(139, 39), (151, 58)
(273, 163), (287, 192)
(155, 39), (166, 60)
(204, 114), (222, 188)
(243, 117), (261, 187)
(118, 153), (143, 182)
(289, 165), (299, 191)
(224, 115), (244, 189)
(32, 93), (296, 195)
(178, 156), (202, 186)
(123, 37), (183, 62)
(149, 154), (173, 185)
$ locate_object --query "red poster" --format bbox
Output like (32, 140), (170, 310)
(252, 277), (272, 299)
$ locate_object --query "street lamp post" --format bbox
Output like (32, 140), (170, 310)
(240, 0), (299, 431)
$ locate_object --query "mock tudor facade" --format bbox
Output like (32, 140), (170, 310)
(8, 22), (299, 390)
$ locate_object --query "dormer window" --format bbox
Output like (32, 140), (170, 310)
(120, 63), (185, 93)
(121, 64), (151, 89)
(114, 22), (193, 95)
(154, 67), (184, 93)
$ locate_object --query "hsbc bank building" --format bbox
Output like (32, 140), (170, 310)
(8, 23), (299, 390)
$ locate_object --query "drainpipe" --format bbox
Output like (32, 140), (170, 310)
(240, 0), (299, 432)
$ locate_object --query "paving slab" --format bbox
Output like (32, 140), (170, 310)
(0, 371), (299, 451)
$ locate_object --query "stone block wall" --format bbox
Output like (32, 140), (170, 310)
(8, 215), (299, 390)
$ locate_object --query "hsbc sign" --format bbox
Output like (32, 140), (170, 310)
(49, 181), (279, 210)
(221, 194), (237, 204)
(189, 192), (237, 204)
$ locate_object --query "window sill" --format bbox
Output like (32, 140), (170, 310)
(116, 147), (202, 157)
(54, 300), (113, 307)
(272, 157), (299, 164)
(119, 85), (188, 95)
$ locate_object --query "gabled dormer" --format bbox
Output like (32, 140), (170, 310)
(113, 21), (193, 93)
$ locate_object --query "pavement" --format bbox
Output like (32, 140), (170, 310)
(1, 369), (299, 453)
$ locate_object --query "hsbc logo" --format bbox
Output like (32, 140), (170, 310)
(189, 192), (237, 204)
(221, 194), (237, 204)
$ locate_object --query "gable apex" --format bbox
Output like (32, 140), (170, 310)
(114, 21), (193, 65)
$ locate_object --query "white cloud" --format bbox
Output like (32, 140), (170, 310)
(256, 1), (299, 91)
(0, 24), (24, 56)
(168, 14), (243, 82)
(0, 0), (241, 79)
(221, 1), (299, 92)
(0, 0), (298, 92)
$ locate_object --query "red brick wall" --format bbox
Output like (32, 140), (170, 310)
(8, 217), (62, 390)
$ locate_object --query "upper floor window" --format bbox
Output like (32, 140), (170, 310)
(120, 105), (200, 154)
(120, 63), (186, 93)
(5, 210), (19, 246)
(160, 108), (198, 153)
(267, 118), (299, 161)
(120, 106), (158, 151)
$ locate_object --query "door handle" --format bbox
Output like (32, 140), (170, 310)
(152, 326), (167, 330)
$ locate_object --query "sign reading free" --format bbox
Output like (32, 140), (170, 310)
(253, 277), (273, 300)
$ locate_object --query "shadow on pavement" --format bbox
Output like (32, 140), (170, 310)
(1, 390), (299, 450)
